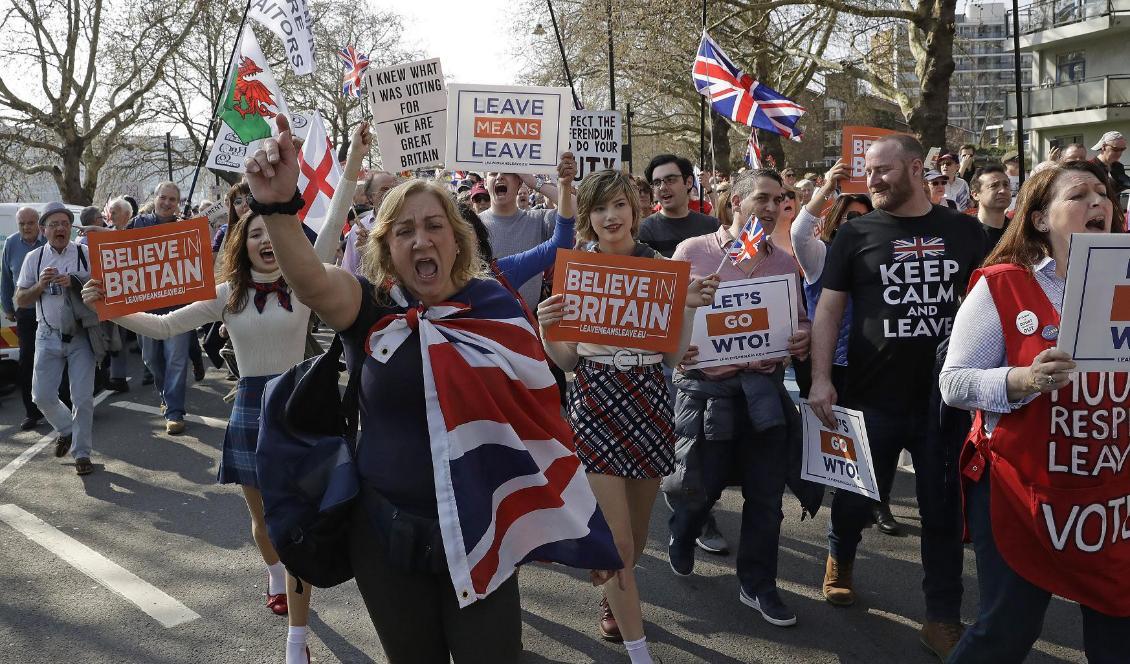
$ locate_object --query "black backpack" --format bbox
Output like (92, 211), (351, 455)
(256, 334), (363, 588)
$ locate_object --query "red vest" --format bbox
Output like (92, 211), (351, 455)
(962, 264), (1130, 616)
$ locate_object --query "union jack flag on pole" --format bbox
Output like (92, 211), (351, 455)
(366, 282), (622, 606)
(692, 31), (806, 141)
(745, 129), (762, 168)
(339, 46), (369, 97)
(725, 216), (766, 266)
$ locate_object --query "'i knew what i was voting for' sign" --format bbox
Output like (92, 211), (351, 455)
(688, 274), (799, 368)
(547, 250), (690, 353)
(1058, 233), (1130, 371)
(799, 403), (879, 500)
(366, 58), (446, 171)
(446, 84), (571, 175)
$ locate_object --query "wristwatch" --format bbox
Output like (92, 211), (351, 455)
(248, 189), (305, 216)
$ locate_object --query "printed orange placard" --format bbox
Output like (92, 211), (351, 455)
(705, 308), (769, 336)
(840, 125), (900, 194)
(474, 116), (543, 140)
(88, 217), (216, 320)
(1111, 285), (1130, 321)
(820, 430), (858, 462)
(546, 249), (690, 353)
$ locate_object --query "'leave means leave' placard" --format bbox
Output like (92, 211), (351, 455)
(445, 84), (571, 176)
(88, 217), (216, 320)
(546, 249), (690, 353)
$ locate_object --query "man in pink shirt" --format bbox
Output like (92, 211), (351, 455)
(667, 168), (811, 627)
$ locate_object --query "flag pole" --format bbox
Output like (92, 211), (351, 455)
(698, 0), (706, 210)
(183, 0), (254, 217)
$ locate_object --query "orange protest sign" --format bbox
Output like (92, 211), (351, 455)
(820, 430), (858, 462)
(840, 125), (899, 194)
(546, 249), (690, 353)
(88, 217), (216, 320)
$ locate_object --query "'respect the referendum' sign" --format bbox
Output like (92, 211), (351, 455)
(365, 58), (447, 171)
(445, 84), (571, 176)
(569, 111), (621, 182)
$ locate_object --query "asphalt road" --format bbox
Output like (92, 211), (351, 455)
(0, 338), (1088, 663)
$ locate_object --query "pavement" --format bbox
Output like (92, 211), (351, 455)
(0, 339), (1088, 663)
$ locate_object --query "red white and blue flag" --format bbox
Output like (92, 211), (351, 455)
(745, 129), (762, 168)
(338, 46), (369, 97)
(727, 216), (766, 264)
(892, 236), (946, 262)
(296, 110), (343, 232)
(692, 31), (806, 140)
(365, 281), (622, 607)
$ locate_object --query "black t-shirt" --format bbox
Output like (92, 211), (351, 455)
(822, 205), (987, 413)
(638, 210), (719, 258)
(341, 278), (437, 518)
(981, 221), (1008, 252)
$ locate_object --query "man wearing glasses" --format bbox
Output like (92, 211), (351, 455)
(925, 170), (956, 209)
(638, 155), (719, 258)
(1091, 131), (1129, 195)
(14, 202), (96, 475)
(936, 152), (971, 210)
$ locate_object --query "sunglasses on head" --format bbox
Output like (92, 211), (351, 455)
(845, 211), (864, 220)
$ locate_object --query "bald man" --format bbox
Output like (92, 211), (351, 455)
(2, 206), (46, 429)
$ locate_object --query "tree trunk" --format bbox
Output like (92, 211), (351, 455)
(709, 110), (732, 175)
(907, 0), (958, 149)
(760, 130), (785, 171)
(55, 140), (94, 205)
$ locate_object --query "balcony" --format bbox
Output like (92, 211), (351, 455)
(1005, 75), (1130, 129)
(1007, 0), (1130, 49)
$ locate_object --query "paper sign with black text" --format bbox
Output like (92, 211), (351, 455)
(88, 217), (216, 320)
(445, 84), (571, 175)
(366, 58), (447, 171)
(800, 402), (879, 499)
(688, 274), (799, 368)
(1058, 233), (1130, 371)
(546, 249), (690, 353)
(569, 111), (621, 181)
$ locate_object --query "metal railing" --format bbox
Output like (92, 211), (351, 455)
(1006, 75), (1130, 116)
(1007, 0), (1130, 36)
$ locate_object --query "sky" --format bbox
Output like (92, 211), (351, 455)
(367, 0), (527, 86)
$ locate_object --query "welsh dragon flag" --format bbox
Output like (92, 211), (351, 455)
(206, 25), (290, 173)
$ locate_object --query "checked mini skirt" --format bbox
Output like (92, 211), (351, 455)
(219, 374), (277, 487)
(568, 358), (674, 479)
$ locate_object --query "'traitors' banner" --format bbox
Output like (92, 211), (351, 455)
(445, 84), (571, 176)
(546, 249), (690, 353)
(88, 218), (216, 320)
(689, 274), (799, 368)
(1059, 233), (1130, 371)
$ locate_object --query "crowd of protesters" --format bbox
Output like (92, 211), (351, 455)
(1, 115), (1126, 664)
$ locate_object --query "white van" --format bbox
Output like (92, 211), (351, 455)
(0, 202), (86, 366)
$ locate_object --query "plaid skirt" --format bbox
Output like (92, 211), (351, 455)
(568, 358), (674, 479)
(219, 374), (276, 487)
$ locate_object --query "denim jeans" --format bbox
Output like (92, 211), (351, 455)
(31, 328), (95, 459)
(140, 332), (190, 421)
(827, 405), (965, 622)
(949, 476), (1130, 663)
(670, 422), (789, 595)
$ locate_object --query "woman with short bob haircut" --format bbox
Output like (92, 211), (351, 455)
(538, 169), (717, 662)
(239, 116), (622, 664)
(941, 160), (1128, 663)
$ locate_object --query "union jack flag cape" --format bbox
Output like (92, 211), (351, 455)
(339, 46), (369, 97)
(692, 31), (806, 140)
(727, 216), (766, 265)
(365, 280), (622, 607)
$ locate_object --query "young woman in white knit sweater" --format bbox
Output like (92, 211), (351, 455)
(80, 124), (373, 664)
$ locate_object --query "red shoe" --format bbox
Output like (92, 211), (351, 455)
(267, 592), (288, 616)
(599, 596), (622, 642)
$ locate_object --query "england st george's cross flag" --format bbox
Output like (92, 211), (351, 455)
(207, 25), (291, 173)
(295, 110), (344, 232)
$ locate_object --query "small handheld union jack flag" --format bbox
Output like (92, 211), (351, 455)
(692, 31), (806, 141)
(338, 46), (369, 98)
(726, 217), (766, 266)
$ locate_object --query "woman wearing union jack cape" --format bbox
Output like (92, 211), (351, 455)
(537, 169), (718, 663)
(240, 114), (624, 663)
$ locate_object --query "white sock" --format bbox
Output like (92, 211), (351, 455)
(624, 636), (653, 664)
(285, 626), (308, 664)
(268, 562), (286, 595)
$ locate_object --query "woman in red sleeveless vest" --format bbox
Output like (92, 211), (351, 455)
(940, 159), (1127, 663)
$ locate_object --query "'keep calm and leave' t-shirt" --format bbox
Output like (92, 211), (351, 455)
(822, 205), (987, 413)
(638, 210), (719, 258)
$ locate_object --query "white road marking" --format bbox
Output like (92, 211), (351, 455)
(0, 503), (200, 628)
(110, 401), (228, 429)
(0, 386), (118, 487)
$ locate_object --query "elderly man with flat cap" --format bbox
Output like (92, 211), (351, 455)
(1090, 131), (1129, 195)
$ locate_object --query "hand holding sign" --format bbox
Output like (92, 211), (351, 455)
(557, 152), (577, 186)
(344, 121), (373, 175)
(245, 115), (300, 204)
(686, 274), (720, 309)
(808, 379), (838, 430)
(800, 401), (879, 500)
